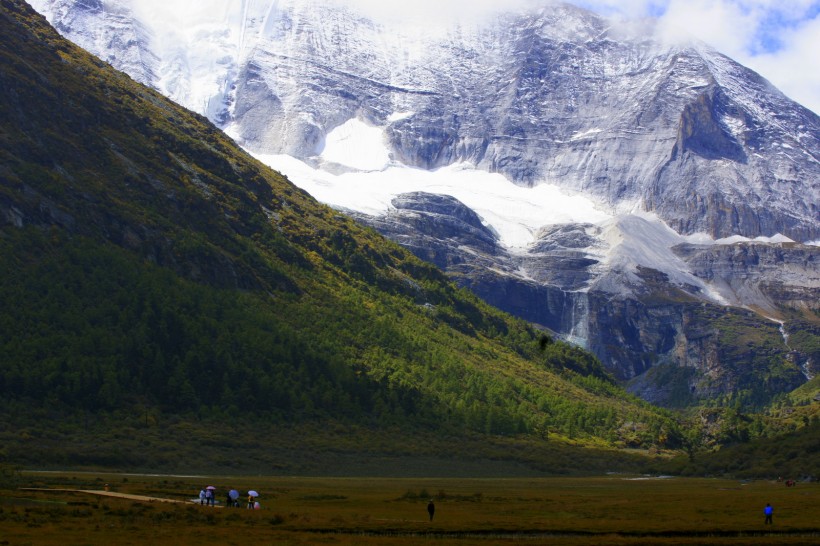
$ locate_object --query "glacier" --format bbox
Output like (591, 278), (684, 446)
(249, 119), (612, 249)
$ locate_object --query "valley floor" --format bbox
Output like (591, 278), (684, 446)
(4, 472), (818, 545)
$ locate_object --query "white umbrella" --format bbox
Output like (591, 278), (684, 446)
(206, 486), (216, 490)
(248, 490), (259, 497)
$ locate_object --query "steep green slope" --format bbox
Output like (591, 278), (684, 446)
(0, 0), (679, 473)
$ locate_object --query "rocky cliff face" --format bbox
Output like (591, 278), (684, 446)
(29, 0), (159, 85)
(30, 0), (820, 406)
(352, 194), (815, 407)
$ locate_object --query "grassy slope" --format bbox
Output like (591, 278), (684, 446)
(0, 0), (682, 473)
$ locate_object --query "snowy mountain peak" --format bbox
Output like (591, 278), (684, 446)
(29, 0), (820, 394)
(30, 0), (820, 233)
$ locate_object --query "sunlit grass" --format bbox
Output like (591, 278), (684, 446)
(3, 472), (818, 545)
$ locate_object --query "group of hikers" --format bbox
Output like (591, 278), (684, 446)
(197, 487), (436, 519)
(198, 487), (260, 509)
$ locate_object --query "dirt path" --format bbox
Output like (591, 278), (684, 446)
(20, 487), (205, 505)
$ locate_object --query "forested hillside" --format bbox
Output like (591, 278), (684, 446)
(0, 0), (683, 473)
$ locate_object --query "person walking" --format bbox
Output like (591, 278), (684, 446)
(764, 503), (773, 525)
(199, 489), (206, 505)
(427, 499), (435, 522)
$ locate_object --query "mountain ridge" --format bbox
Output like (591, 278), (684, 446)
(29, 0), (819, 239)
(23, 0), (820, 407)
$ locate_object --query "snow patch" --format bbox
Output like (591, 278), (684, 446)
(318, 119), (391, 171)
(721, 114), (746, 138)
(682, 232), (718, 245)
(569, 128), (603, 141)
(684, 233), (797, 245)
(387, 111), (414, 122)
(715, 233), (795, 245)
(596, 213), (730, 304)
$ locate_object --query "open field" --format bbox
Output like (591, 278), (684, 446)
(2, 472), (818, 545)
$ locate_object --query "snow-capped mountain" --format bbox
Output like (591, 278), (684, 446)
(29, 0), (819, 404)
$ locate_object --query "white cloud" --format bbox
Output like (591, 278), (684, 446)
(576, 0), (820, 114)
(337, 0), (820, 114)
(737, 14), (820, 114)
(657, 1), (753, 51)
(329, 0), (546, 24)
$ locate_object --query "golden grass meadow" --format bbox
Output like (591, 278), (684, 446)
(2, 471), (818, 545)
